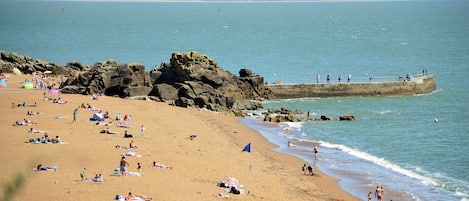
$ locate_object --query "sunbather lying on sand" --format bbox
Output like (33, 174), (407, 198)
(85, 173), (103, 182)
(34, 164), (59, 171)
(27, 111), (45, 115)
(95, 121), (112, 126)
(28, 128), (46, 133)
(13, 121), (27, 126)
(151, 161), (172, 169)
(116, 121), (132, 128)
(100, 127), (118, 134)
(122, 152), (141, 157)
(117, 192), (152, 201)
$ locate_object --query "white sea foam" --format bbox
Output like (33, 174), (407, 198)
(375, 109), (393, 115)
(319, 141), (440, 187)
(281, 121), (303, 131)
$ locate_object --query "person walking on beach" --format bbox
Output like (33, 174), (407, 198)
(338, 74), (342, 83)
(313, 144), (319, 159)
(375, 186), (382, 201)
(379, 186), (385, 201)
(327, 73), (331, 83)
(141, 125), (145, 136)
(347, 74), (351, 83)
(316, 73), (320, 84)
(367, 191), (372, 201)
(72, 108), (78, 123)
(120, 156), (129, 176)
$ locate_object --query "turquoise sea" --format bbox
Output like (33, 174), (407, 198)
(1, 1), (468, 200)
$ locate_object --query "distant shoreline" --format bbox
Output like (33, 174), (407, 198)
(42, 0), (404, 3)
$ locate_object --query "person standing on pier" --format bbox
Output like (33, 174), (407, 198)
(338, 74), (342, 83)
(326, 73), (331, 83)
(347, 74), (351, 83)
(316, 73), (320, 84)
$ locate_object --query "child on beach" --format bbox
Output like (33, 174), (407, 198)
(80, 167), (86, 181)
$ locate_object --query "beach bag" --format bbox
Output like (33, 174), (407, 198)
(230, 187), (240, 194)
(218, 182), (227, 188)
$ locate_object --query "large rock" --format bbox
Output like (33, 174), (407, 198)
(149, 51), (267, 114)
(339, 114), (356, 121)
(61, 59), (152, 97)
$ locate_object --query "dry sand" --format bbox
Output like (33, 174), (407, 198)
(0, 74), (360, 201)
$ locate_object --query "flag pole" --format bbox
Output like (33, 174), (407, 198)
(248, 145), (252, 195)
(242, 142), (252, 195)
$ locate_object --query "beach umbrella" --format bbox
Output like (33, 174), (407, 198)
(0, 80), (7, 88)
(22, 81), (33, 89)
(12, 68), (22, 75)
(48, 89), (59, 94)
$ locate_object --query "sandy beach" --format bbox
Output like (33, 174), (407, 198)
(0, 74), (359, 201)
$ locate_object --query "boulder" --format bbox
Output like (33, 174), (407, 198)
(339, 114), (356, 121)
(321, 115), (334, 121)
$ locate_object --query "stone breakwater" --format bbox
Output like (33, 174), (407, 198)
(265, 75), (436, 99)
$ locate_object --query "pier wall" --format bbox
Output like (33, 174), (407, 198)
(265, 75), (436, 99)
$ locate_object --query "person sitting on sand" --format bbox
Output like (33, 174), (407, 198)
(125, 192), (136, 201)
(129, 140), (139, 149)
(307, 165), (314, 176)
(151, 161), (172, 169)
(84, 173), (103, 182)
(41, 133), (51, 143)
(187, 134), (197, 140)
(51, 136), (61, 144)
(124, 130), (133, 138)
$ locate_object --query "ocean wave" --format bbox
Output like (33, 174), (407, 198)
(319, 141), (440, 187)
(413, 88), (443, 96)
(280, 121), (303, 131)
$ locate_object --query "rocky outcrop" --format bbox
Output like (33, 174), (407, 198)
(148, 51), (268, 114)
(0, 50), (269, 116)
(60, 60), (152, 97)
(339, 114), (356, 121)
(0, 51), (66, 75)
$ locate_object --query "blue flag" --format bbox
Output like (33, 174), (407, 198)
(242, 143), (251, 153)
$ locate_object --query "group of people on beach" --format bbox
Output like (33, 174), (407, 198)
(368, 186), (386, 201)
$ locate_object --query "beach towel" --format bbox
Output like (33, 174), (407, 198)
(127, 172), (142, 177)
(122, 152), (141, 157)
(85, 177), (103, 182)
